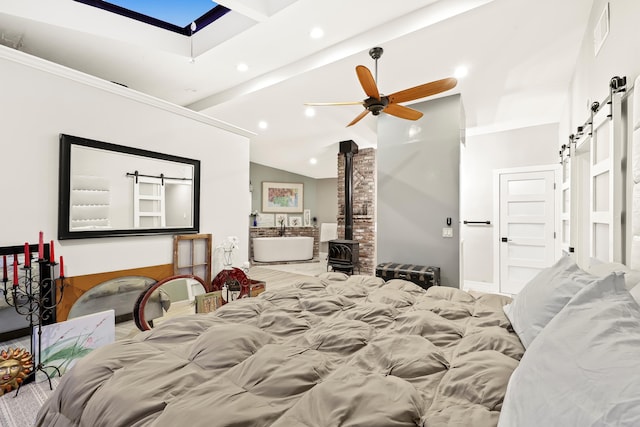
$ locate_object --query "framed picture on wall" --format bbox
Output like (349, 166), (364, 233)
(303, 209), (311, 226)
(289, 216), (302, 227)
(256, 213), (275, 227)
(262, 182), (303, 213)
(275, 213), (288, 227)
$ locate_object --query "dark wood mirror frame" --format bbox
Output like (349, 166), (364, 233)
(58, 133), (201, 240)
(133, 274), (208, 331)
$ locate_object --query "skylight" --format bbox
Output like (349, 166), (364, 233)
(74, 0), (230, 35)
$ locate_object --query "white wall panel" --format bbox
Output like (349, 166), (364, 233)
(0, 47), (251, 277)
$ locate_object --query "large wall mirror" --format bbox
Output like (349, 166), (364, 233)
(58, 134), (201, 240)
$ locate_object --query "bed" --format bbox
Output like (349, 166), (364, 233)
(34, 255), (640, 427)
(35, 272), (523, 427)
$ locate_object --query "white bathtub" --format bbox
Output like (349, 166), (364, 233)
(253, 236), (314, 263)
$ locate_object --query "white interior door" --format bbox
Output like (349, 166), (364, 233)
(497, 168), (559, 294)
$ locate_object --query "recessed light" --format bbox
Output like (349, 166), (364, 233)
(454, 65), (468, 79)
(258, 121), (268, 130)
(309, 158), (318, 165)
(305, 107), (316, 117)
(309, 27), (324, 39)
(236, 62), (249, 72)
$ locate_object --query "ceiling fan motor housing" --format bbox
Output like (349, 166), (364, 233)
(365, 96), (388, 115)
(369, 47), (383, 60)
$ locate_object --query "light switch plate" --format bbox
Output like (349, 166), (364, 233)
(442, 228), (453, 238)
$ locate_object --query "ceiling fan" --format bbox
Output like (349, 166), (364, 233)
(305, 47), (458, 127)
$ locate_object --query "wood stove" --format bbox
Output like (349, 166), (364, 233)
(328, 239), (359, 274)
(327, 140), (360, 274)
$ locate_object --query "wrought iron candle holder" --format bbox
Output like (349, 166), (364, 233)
(1, 255), (67, 395)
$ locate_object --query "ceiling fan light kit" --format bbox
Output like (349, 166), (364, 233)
(306, 47), (457, 127)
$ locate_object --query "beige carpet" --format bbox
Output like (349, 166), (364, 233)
(0, 374), (60, 427)
(0, 264), (323, 426)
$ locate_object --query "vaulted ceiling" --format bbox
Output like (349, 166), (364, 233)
(0, 0), (593, 178)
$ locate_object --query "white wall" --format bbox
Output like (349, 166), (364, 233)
(463, 0), (640, 287)
(564, 0), (640, 134)
(560, 0), (640, 264)
(0, 46), (251, 277)
(378, 95), (462, 287)
(461, 123), (559, 287)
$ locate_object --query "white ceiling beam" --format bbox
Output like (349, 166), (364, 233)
(215, 0), (298, 22)
(188, 0), (494, 112)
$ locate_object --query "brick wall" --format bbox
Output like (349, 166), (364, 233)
(337, 147), (376, 275)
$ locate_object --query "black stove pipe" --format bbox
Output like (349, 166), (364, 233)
(339, 140), (358, 240)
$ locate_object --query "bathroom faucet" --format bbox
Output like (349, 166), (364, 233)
(279, 219), (285, 236)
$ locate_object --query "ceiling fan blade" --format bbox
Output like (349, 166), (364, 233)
(304, 101), (364, 106)
(347, 109), (370, 127)
(355, 65), (380, 100)
(388, 77), (457, 104)
(383, 103), (424, 121)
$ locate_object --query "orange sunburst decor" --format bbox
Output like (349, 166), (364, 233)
(0, 347), (33, 396)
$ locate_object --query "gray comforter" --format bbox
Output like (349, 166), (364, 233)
(35, 273), (523, 427)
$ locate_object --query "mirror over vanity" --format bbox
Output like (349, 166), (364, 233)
(58, 134), (201, 240)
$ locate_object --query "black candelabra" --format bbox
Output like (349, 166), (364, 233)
(2, 246), (67, 396)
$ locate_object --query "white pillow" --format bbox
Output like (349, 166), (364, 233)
(498, 272), (639, 427)
(586, 259), (640, 290)
(630, 283), (640, 304)
(503, 256), (609, 348)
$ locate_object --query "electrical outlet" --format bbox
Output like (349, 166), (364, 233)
(442, 228), (453, 238)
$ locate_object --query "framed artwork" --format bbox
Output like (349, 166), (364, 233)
(195, 291), (224, 313)
(33, 310), (115, 376)
(303, 209), (311, 226)
(275, 213), (288, 227)
(256, 213), (275, 227)
(289, 216), (302, 227)
(262, 182), (303, 213)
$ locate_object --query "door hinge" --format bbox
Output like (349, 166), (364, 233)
(554, 231), (556, 239)
(553, 182), (556, 190)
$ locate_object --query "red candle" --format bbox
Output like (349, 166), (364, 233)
(13, 255), (18, 287)
(38, 231), (44, 260)
(2, 255), (7, 281)
(49, 240), (55, 263)
(59, 256), (65, 277)
(24, 242), (30, 268)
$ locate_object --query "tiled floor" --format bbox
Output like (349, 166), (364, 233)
(256, 259), (327, 276)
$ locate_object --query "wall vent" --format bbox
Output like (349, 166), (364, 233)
(593, 2), (610, 56)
